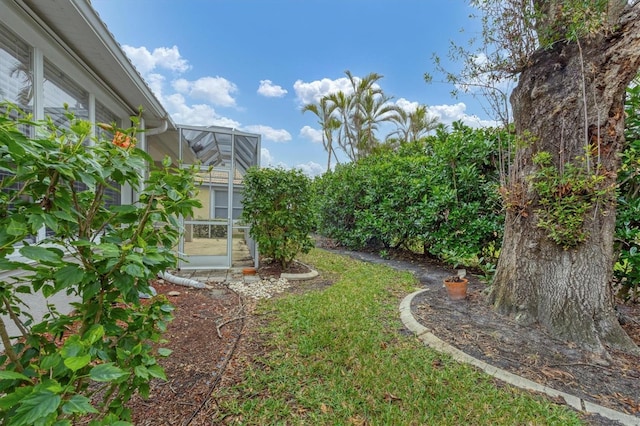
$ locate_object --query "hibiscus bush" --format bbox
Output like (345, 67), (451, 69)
(0, 103), (200, 425)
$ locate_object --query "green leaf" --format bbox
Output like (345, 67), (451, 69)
(157, 348), (172, 357)
(52, 210), (77, 223)
(10, 389), (61, 426)
(60, 341), (83, 359)
(0, 386), (32, 411)
(6, 219), (28, 237)
(0, 370), (30, 381)
(82, 324), (104, 345)
(133, 365), (149, 379)
(54, 265), (85, 288)
(122, 263), (144, 278)
(15, 285), (32, 294)
(40, 354), (62, 371)
(147, 364), (167, 381)
(19, 246), (62, 264)
(160, 304), (174, 313)
(70, 239), (92, 247)
(64, 354), (91, 372)
(61, 394), (98, 415)
(89, 363), (129, 382)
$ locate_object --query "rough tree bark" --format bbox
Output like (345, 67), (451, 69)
(489, 3), (640, 355)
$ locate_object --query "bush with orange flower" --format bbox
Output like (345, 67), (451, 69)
(0, 103), (200, 424)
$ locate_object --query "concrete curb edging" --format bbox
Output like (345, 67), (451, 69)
(400, 289), (640, 426)
(281, 269), (319, 281)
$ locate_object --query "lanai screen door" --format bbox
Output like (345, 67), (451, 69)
(176, 126), (259, 270)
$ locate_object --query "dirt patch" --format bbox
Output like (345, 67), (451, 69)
(257, 258), (313, 278)
(412, 285), (640, 417)
(126, 280), (250, 425)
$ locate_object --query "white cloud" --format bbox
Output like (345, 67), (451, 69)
(145, 73), (166, 101)
(165, 93), (240, 127)
(293, 77), (355, 105)
(259, 149), (324, 178)
(122, 45), (190, 74)
(261, 148), (275, 167)
(462, 115), (498, 128)
(427, 102), (497, 128)
(295, 161), (324, 178)
(243, 125), (291, 143)
(257, 80), (288, 97)
(173, 77), (238, 107)
(394, 98), (420, 114)
(299, 125), (323, 144)
(260, 148), (287, 168)
(427, 103), (467, 122)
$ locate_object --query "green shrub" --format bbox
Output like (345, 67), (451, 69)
(0, 103), (200, 425)
(242, 167), (315, 269)
(614, 82), (640, 301)
(314, 123), (505, 270)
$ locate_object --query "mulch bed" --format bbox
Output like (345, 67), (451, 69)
(411, 282), (640, 419)
(127, 280), (251, 425)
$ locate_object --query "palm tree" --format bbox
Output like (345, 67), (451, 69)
(355, 89), (401, 158)
(326, 90), (357, 161)
(324, 71), (400, 161)
(303, 71), (403, 163)
(387, 105), (440, 144)
(9, 63), (33, 107)
(302, 97), (341, 172)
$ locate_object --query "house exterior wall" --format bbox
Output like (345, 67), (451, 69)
(0, 1), (140, 246)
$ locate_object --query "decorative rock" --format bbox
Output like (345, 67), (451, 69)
(167, 291), (181, 297)
(228, 277), (291, 300)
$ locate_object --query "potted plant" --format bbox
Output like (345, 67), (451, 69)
(443, 269), (468, 300)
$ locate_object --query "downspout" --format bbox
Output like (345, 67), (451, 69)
(157, 271), (209, 289)
(145, 118), (168, 136)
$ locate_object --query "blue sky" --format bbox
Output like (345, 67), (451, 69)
(91, 0), (493, 176)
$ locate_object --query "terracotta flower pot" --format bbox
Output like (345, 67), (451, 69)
(242, 267), (257, 276)
(443, 277), (468, 300)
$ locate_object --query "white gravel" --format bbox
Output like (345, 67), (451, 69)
(228, 277), (291, 299)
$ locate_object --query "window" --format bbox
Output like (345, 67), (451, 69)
(96, 100), (122, 208)
(213, 189), (244, 220)
(43, 59), (89, 129)
(42, 59), (92, 239)
(0, 23), (35, 243)
(0, 22), (32, 109)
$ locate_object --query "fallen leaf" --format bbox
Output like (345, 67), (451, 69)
(383, 392), (402, 403)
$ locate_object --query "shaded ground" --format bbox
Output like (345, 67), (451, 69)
(127, 247), (639, 425)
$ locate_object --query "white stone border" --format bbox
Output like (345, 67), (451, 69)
(281, 269), (319, 281)
(400, 289), (640, 426)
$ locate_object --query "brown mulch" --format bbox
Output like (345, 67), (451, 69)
(125, 248), (640, 425)
(411, 280), (640, 420)
(127, 260), (317, 426)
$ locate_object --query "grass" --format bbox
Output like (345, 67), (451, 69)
(217, 249), (583, 425)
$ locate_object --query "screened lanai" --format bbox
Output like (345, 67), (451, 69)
(174, 125), (261, 270)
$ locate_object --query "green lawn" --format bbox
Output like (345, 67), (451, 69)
(217, 249), (582, 425)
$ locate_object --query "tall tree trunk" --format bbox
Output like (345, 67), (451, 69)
(490, 5), (640, 355)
